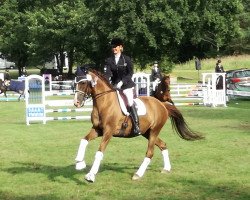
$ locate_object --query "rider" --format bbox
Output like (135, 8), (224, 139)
(151, 61), (162, 92)
(103, 37), (140, 135)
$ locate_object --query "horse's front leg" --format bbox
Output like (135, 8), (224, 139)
(85, 130), (112, 183)
(75, 128), (99, 170)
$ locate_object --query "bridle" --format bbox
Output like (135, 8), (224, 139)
(75, 75), (115, 101)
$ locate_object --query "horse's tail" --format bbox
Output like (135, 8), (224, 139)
(164, 102), (204, 141)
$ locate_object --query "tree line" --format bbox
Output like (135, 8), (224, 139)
(0, 0), (248, 76)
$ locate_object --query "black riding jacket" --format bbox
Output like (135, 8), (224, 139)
(151, 67), (162, 81)
(104, 54), (135, 89)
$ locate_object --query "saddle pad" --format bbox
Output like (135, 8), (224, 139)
(116, 91), (146, 116)
(134, 98), (146, 116)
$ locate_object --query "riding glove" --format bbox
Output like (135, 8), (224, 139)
(116, 81), (123, 89)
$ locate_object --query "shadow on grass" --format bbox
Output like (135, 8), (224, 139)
(4, 161), (140, 184)
(4, 162), (86, 185)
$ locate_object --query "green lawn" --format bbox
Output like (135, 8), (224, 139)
(0, 99), (249, 200)
(171, 54), (250, 83)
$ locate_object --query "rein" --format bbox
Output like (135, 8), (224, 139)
(92, 89), (116, 100)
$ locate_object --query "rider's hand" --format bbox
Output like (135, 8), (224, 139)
(116, 81), (123, 89)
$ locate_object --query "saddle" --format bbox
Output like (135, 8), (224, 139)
(116, 90), (146, 116)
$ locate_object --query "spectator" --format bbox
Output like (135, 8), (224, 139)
(215, 60), (225, 73)
(4, 69), (11, 80)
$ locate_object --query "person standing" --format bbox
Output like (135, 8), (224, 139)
(4, 69), (11, 80)
(215, 59), (225, 89)
(103, 38), (140, 135)
(151, 61), (162, 92)
(215, 60), (225, 73)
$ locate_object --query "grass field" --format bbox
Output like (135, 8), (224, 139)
(0, 99), (249, 200)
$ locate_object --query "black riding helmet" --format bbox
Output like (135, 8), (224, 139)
(110, 38), (123, 48)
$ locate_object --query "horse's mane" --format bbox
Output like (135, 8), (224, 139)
(89, 69), (114, 89)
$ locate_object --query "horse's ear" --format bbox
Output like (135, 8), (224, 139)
(75, 66), (88, 76)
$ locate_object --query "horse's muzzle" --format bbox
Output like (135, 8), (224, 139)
(74, 99), (85, 108)
(74, 101), (82, 108)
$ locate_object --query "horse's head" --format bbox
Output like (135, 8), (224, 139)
(74, 67), (96, 107)
(161, 75), (170, 91)
(4, 80), (10, 87)
(154, 75), (173, 103)
(0, 79), (10, 87)
(74, 67), (114, 108)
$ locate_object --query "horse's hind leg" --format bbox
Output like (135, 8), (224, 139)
(75, 128), (99, 170)
(18, 94), (21, 101)
(154, 137), (171, 173)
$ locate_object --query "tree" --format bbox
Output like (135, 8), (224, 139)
(0, 0), (33, 75)
(81, 0), (243, 68)
(27, 0), (91, 75)
(177, 0), (243, 60)
(81, 0), (184, 72)
(0, 0), (245, 76)
(227, 0), (250, 54)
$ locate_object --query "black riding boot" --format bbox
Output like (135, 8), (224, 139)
(129, 104), (141, 135)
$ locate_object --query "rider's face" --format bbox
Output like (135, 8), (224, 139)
(112, 45), (123, 55)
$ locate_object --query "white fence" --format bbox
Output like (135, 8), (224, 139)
(170, 83), (204, 106)
(202, 73), (226, 107)
(25, 75), (91, 125)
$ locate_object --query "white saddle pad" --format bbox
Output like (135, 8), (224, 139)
(116, 91), (146, 116)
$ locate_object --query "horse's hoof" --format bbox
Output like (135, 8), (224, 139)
(161, 169), (171, 174)
(75, 161), (86, 170)
(85, 173), (95, 183)
(132, 174), (141, 181)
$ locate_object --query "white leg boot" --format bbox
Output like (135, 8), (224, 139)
(161, 149), (171, 173)
(85, 151), (103, 182)
(132, 157), (151, 180)
(75, 139), (88, 170)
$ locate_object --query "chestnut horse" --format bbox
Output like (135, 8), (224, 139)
(74, 69), (203, 182)
(153, 75), (174, 104)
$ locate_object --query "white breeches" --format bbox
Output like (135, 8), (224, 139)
(152, 80), (159, 91)
(123, 88), (134, 107)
